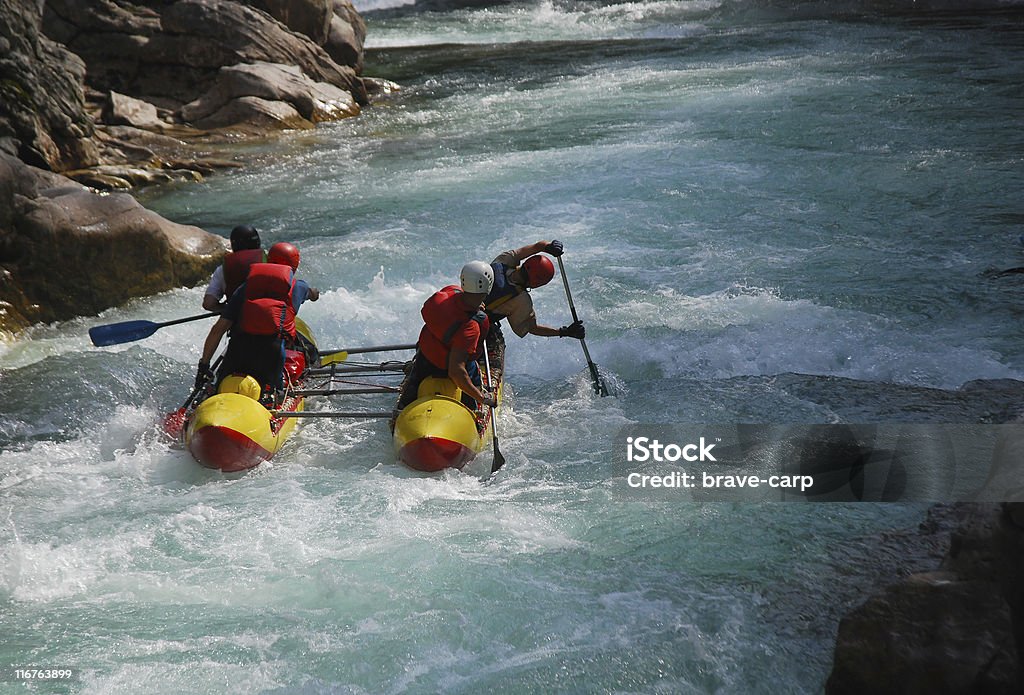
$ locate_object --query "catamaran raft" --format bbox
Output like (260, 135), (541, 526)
(87, 253), (606, 474)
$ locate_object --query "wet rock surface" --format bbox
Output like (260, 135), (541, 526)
(0, 0), (379, 333)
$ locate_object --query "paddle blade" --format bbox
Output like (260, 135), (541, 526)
(490, 442), (506, 473)
(89, 320), (160, 347)
(589, 364), (611, 397)
(318, 351), (348, 367)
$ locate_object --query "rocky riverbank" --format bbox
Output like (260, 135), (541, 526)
(825, 421), (1024, 693)
(1, 0), (386, 334)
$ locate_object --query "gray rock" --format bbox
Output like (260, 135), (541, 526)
(182, 61), (358, 125)
(45, 0), (361, 105)
(84, 165), (176, 186)
(325, 0), (365, 72)
(363, 77), (402, 101)
(27, 0), (371, 174)
(2, 0), (373, 331)
(828, 503), (1024, 694)
(191, 95), (315, 131)
(827, 571), (1019, 694)
(0, 152), (224, 332)
(0, 0), (99, 171)
(248, 0), (333, 46)
(102, 92), (166, 130)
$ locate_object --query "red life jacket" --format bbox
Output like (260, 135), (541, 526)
(419, 285), (490, 370)
(223, 248), (265, 298)
(238, 263), (296, 339)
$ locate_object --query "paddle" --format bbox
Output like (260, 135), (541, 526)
(163, 355), (223, 437)
(90, 313), (219, 347)
(319, 343), (418, 367)
(482, 340), (506, 473)
(556, 256), (610, 396)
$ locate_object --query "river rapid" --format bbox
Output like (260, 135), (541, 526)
(2, 1), (1024, 692)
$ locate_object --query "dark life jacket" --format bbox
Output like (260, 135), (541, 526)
(238, 263), (296, 339)
(485, 262), (520, 314)
(419, 285), (489, 370)
(223, 248), (265, 298)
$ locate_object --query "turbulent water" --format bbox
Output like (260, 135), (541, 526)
(3, 1), (1024, 692)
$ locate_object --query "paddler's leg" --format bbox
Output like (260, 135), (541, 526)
(255, 338), (287, 405)
(460, 359), (483, 409)
(486, 322), (505, 380)
(220, 333), (284, 403)
(395, 351), (433, 412)
(216, 336), (248, 387)
(292, 331), (319, 367)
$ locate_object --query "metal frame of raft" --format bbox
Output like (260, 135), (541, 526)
(171, 322), (420, 472)
(275, 338), (507, 473)
(97, 254), (609, 475)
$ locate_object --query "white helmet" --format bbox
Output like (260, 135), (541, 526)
(460, 260), (494, 294)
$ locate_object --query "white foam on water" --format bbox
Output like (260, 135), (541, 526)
(364, 0), (723, 48)
(5, 7), (1024, 691)
(588, 284), (1022, 389)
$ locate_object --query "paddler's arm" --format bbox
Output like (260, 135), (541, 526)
(508, 240), (562, 265)
(202, 266), (226, 313)
(517, 313), (560, 338)
(200, 317), (232, 364)
(448, 346), (495, 408)
(202, 294), (225, 312)
(511, 241), (548, 263)
(528, 323), (562, 337)
(519, 313), (584, 339)
(294, 279), (319, 306)
(195, 317), (231, 388)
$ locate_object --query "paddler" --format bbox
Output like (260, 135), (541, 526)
(202, 224), (266, 312)
(195, 242), (319, 402)
(395, 261), (498, 413)
(485, 239), (585, 342)
(259, 241), (321, 365)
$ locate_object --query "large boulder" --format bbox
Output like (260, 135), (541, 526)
(943, 503), (1024, 666)
(181, 61), (359, 127)
(43, 0), (363, 107)
(189, 95), (315, 131)
(1, 0), (375, 333)
(244, 0), (366, 73)
(0, 152), (225, 333)
(0, 0), (98, 171)
(102, 92), (167, 131)
(248, 0), (332, 45)
(827, 570), (1019, 694)
(827, 503), (1024, 695)
(325, 0), (366, 73)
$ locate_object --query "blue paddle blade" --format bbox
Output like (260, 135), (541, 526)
(89, 313), (216, 347)
(89, 320), (160, 347)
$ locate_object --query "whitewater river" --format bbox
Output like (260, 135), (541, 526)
(3, 1), (1023, 692)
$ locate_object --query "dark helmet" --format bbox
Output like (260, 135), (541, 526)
(268, 242), (300, 270)
(229, 224), (261, 251)
(522, 255), (555, 288)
